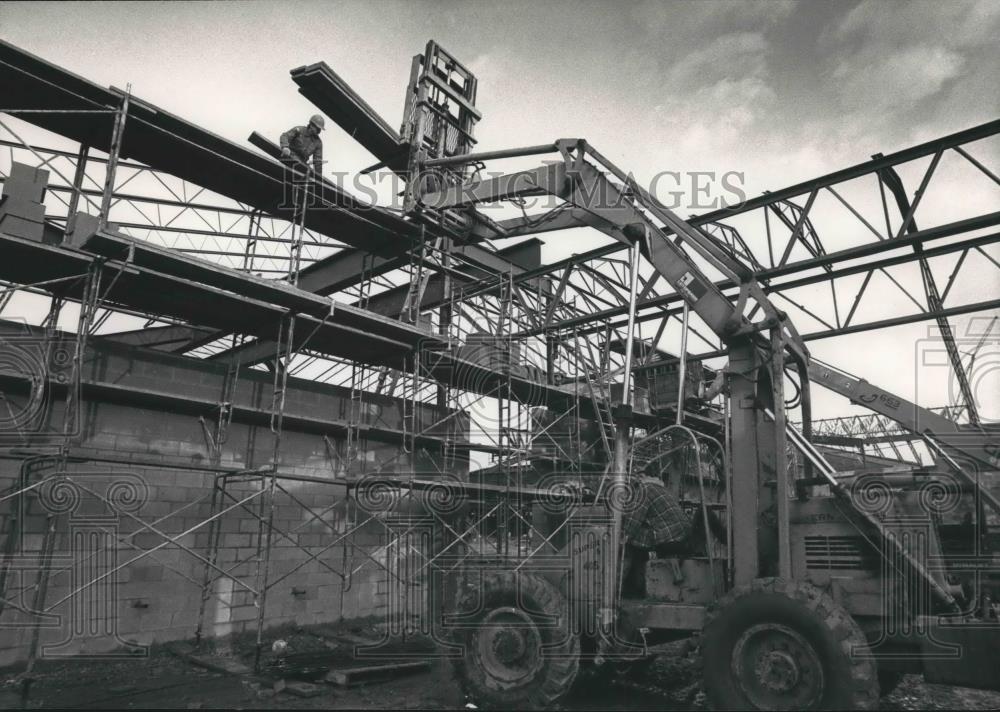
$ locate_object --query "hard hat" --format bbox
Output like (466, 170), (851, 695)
(309, 114), (326, 131)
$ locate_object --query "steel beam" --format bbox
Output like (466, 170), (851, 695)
(534, 214), (1000, 337)
(879, 162), (979, 424)
(683, 298), (1000, 361)
(701, 119), (1000, 222)
(99, 324), (217, 351)
(424, 143), (557, 168)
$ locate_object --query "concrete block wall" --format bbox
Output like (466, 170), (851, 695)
(0, 327), (467, 666)
(0, 452), (404, 667)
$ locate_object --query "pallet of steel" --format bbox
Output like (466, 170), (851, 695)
(290, 61), (407, 173)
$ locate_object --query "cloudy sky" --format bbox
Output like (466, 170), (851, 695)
(1, 0), (998, 423)
(2, 1), (996, 196)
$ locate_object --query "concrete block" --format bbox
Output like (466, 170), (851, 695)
(270, 519), (296, 536)
(140, 500), (175, 519)
(305, 569), (338, 586)
(8, 162), (50, 186)
(238, 518), (260, 534)
(121, 580), (173, 602)
(221, 533), (252, 549)
(170, 606), (199, 628)
(171, 532), (197, 550)
(297, 533), (324, 548)
(236, 547), (260, 561)
(214, 548), (239, 564)
(129, 606), (175, 631)
(0, 212), (45, 242)
(20, 514), (49, 535)
(153, 592), (200, 614)
(316, 583), (341, 601)
(218, 518), (240, 534)
(128, 564), (165, 583)
(229, 604), (259, 623)
(133, 532), (163, 550)
(229, 588), (254, 607)
(63, 211), (101, 249)
(230, 620), (249, 634)
(20, 533), (46, 552)
(0, 178), (45, 203)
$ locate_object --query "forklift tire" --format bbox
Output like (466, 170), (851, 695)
(701, 578), (878, 711)
(451, 571), (580, 710)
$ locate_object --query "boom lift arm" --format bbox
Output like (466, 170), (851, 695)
(809, 359), (999, 471)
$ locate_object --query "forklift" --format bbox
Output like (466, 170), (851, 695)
(408, 137), (1000, 710)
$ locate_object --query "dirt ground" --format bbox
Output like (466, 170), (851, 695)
(2, 622), (999, 710)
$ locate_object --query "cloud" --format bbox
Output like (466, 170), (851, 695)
(814, 0), (998, 143)
(832, 0), (999, 50)
(631, 0), (795, 38)
(647, 30), (777, 171)
(831, 45), (966, 113)
(663, 31), (769, 90)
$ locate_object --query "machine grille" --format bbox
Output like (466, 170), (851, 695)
(804, 535), (874, 571)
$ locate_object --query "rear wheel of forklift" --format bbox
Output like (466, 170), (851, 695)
(701, 578), (879, 710)
(451, 571), (580, 710)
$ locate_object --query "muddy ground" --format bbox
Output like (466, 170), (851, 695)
(2, 621), (999, 710)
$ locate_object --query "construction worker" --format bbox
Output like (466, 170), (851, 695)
(622, 475), (694, 557)
(619, 471), (726, 597)
(279, 114), (325, 176)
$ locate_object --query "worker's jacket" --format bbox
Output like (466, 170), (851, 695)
(279, 126), (324, 172)
(622, 476), (692, 550)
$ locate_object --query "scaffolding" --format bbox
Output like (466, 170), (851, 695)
(0, 41), (657, 695)
(0, 36), (998, 703)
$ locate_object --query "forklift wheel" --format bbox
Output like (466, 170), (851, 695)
(701, 578), (878, 711)
(451, 571), (579, 710)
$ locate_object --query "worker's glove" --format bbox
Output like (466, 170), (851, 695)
(280, 147), (291, 159)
